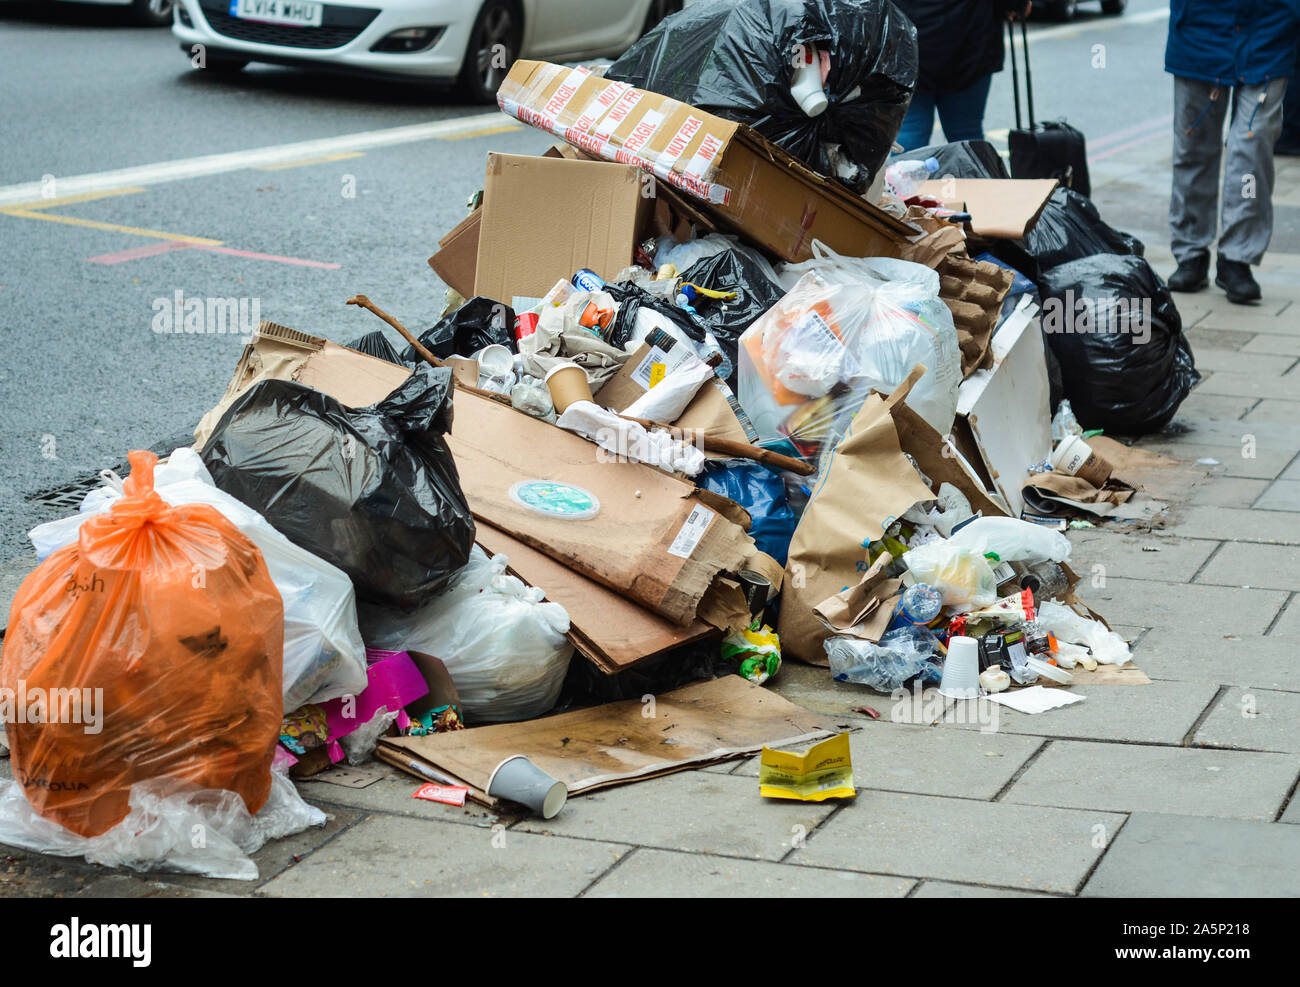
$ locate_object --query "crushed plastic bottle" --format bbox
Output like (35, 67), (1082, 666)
(884, 157), (939, 199)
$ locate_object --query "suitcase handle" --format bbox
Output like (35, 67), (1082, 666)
(1008, 19), (1036, 131)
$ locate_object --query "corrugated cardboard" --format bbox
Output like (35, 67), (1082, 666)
(445, 386), (755, 627)
(474, 152), (652, 303)
(192, 320), (412, 448)
(497, 59), (915, 263)
(427, 207), (480, 299)
(378, 676), (834, 803)
(919, 178), (1058, 239)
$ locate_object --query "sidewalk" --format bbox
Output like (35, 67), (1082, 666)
(2, 145), (1299, 900)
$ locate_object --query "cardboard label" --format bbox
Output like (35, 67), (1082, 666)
(629, 343), (693, 389)
(656, 116), (704, 175)
(648, 363), (666, 388)
(412, 783), (469, 806)
(668, 505), (714, 559)
(681, 131), (725, 182)
(596, 87), (643, 139)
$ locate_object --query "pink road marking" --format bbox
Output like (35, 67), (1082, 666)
(1089, 114), (1173, 151)
(87, 240), (198, 264)
(1090, 128), (1169, 162)
(86, 241), (339, 269)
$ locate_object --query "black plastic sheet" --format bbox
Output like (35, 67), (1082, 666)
(1038, 254), (1200, 435)
(605, 0), (918, 191)
(201, 364), (476, 608)
(402, 296), (516, 362)
(345, 329), (405, 366)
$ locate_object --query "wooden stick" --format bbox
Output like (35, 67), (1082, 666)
(617, 413), (815, 476)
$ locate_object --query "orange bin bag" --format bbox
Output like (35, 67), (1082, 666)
(1, 450), (284, 838)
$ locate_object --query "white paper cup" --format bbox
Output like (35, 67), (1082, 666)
(486, 755), (567, 819)
(939, 635), (981, 699)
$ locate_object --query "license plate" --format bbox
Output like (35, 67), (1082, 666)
(229, 0), (322, 27)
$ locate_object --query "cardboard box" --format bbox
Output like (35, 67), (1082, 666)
(497, 60), (915, 263)
(919, 178), (1057, 239)
(427, 208), (481, 299)
(474, 152), (653, 303)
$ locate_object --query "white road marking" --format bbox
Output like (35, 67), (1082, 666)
(0, 112), (518, 207)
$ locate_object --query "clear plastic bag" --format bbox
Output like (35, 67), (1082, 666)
(944, 517), (1072, 566)
(825, 632), (942, 693)
(359, 548), (574, 723)
(27, 447), (368, 712)
(0, 770), (325, 881)
(902, 541), (998, 607)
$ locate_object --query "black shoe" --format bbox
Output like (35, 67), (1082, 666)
(1168, 253), (1209, 292)
(1215, 258), (1262, 304)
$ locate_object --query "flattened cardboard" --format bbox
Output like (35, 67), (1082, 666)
(497, 59), (915, 263)
(193, 320), (412, 448)
(446, 387), (755, 626)
(813, 554), (901, 643)
(919, 178), (1058, 239)
(474, 522), (717, 674)
(427, 208), (481, 299)
(378, 676), (834, 801)
(475, 152), (651, 303)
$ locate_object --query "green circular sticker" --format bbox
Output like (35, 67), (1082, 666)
(508, 481), (600, 520)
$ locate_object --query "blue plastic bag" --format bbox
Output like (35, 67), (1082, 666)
(697, 460), (797, 566)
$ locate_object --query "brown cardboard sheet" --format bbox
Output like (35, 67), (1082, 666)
(918, 178), (1058, 239)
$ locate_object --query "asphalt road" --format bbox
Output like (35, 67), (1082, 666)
(0, 0), (1198, 562)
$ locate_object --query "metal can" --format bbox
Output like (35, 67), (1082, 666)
(513, 311), (539, 342)
(572, 268), (605, 292)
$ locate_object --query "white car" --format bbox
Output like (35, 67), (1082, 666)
(173, 0), (681, 102)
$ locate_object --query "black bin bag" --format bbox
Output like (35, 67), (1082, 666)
(992, 187), (1144, 281)
(345, 329), (405, 366)
(605, 0), (918, 192)
(1038, 254), (1200, 435)
(893, 139), (1010, 180)
(402, 296), (516, 362)
(202, 364), (476, 608)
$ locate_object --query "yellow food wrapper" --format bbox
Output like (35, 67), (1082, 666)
(759, 732), (856, 802)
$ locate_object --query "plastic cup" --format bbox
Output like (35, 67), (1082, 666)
(486, 755), (567, 819)
(939, 635), (981, 699)
(544, 362), (593, 415)
(1050, 434), (1112, 487)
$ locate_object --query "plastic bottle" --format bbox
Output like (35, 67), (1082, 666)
(884, 157), (939, 199)
(886, 583), (943, 632)
(790, 42), (829, 117)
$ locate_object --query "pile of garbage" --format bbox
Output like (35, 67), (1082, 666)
(0, 2), (1195, 879)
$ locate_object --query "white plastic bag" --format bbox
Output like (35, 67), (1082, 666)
(1036, 600), (1132, 665)
(557, 401), (707, 476)
(903, 541), (998, 607)
(0, 770), (325, 881)
(621, 353), (715, 423)
(27, 448), (367, 712)
(945, 517), (1072, 565)
(359, 548), (573, 722)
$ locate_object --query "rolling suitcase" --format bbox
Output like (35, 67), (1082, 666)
(1006, 20), (1091, 198)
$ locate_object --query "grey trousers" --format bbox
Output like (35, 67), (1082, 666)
(1170, 75), (1289, 266)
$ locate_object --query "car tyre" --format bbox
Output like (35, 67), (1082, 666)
(640, 0), (681, 37)
(1100, 0), (1126, 14)
(457, 0), (522, 104)
(131, 0), (174, 26)
(1041, 0), (1077, 21)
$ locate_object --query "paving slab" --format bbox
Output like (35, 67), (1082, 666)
(1184, 327), (1251, 353)
(1195, 307), (1300, 335)
(0, 850), (238, 898)
(1192, 351), (1297, 376)
(1195, 541), (1300, 591)
(792, 790), (1123, 894)
(1067, 531), (1217, 583)
(1242, 399), (1300, 426)
(1132, 441), (1291, 479)
(1173, 392), (1255, 421)
(1133, 629), (1300, 691)
(295, 770), (500, 829)
(1152, 505), (1300, 544)
(1192, 371), (1300, 401)
(258, 812), (626, 897)
(1267, 599), (1300, 638)
(1241, 336), (1300, 357)
(582, 847), (913, 898)
(730, 722), (1044, 800)
(1254, 479), (1300, 511)
(1081, 812), (1300, 897)
(773, 664), (948, 726)
(1003, 740), (1296, 821)
(1150, 415), (1300, 448)
(1082, 575), (1286, 635)
(1192, 687), (1300, 754)
(1282, 797), (1300, 824)
(1186, 476), (1269, 508)
(934, 680), (1220, 745)
(910, 880), (1057, 898)
(513, 770), (835, 862)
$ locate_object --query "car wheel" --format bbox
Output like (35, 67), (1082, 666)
(640, 0), (681, 37)
(1040, 0), (1077, 21)
(1100, 0), (1126, 14)
(131, 0), (174, 26)
(456, 0), (521, 104)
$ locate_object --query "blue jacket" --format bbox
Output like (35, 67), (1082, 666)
(1166, 0), (1300, 86)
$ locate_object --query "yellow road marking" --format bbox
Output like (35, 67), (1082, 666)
(6, 186), (147, 211)
(442, 123), (523, 141)
(0, 207), (222, 245)
(256, 151), (366, 170)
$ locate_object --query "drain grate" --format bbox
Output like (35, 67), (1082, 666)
(26, 469), (120, 511)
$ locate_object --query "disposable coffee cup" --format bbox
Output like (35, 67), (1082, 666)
(938, 635), (981, 700)
(473, 344), (514, 380)
(486, 755), (567, 819)
(1050, 434), (1112, 488)
(737, 569), (773, 618)
(544, 362), (593, 415)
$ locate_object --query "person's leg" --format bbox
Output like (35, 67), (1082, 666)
(1169, 76), (1228, 290)
(935, 74), (994, 144)
(1219, 77), (1288, 268)
(896, 89), (938, 151)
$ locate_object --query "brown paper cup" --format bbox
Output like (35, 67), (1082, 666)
(544, 362), (594, 415)
(1050, 435), (1112, 488)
